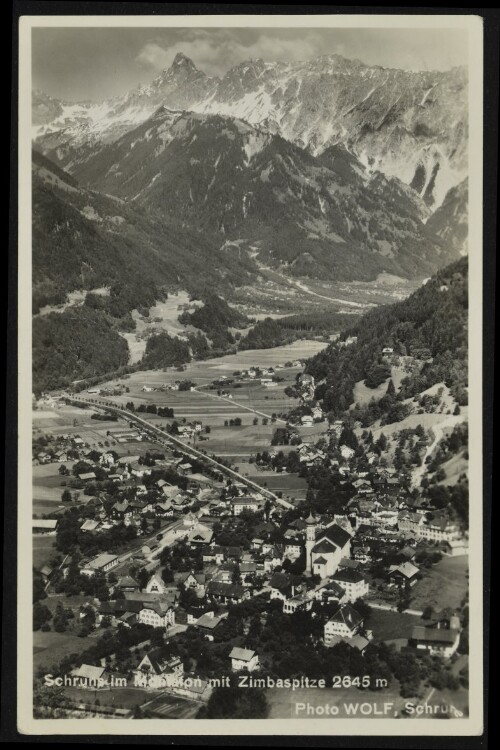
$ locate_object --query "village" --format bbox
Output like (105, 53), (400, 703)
(32, 348), (469, 720)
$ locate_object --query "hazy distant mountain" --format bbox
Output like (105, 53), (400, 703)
(33, 52), (468, 209)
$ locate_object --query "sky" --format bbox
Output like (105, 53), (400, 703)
(32, 26), (468, 102)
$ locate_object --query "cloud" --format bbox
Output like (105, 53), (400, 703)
(135, 30), (326, 77)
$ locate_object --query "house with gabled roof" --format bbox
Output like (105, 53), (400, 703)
(409, 621), (461, 658)
(134, 650), (184, 688)
(313, 579), (346, 604)
(187, 525), (213, 546)
(388, 561), (420, 586)
(229, 647), (260, 672)
(115, 575), (140, 594)
(205, 581), (251, 605)
(178, 571), (206, 595)
(145, 572), (169, 595)
(193, 612), (226, 639)
(324, 604), (365, 646)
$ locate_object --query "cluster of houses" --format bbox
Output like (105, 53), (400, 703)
(35, 364), (468, 706)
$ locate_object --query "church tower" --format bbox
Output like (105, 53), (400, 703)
(305, 512), (317, 574)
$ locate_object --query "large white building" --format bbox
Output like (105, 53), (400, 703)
(138, 601), (175, 628)
(305, 515), (352, 577)
(331, 569), (369, 602)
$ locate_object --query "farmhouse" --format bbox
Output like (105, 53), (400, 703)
(409, 623), (461, 658)
(388, 562), (420, 586)
(194, 613), (225, 639)
(32, 518), (58, 534)
(206, 581), (251, 605)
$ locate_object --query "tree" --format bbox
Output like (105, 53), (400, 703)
(232, 563), (242, 585)
(61, 489), (72, 502)
(33, 602), (52, 631)
(137, 569), (149, 591)
(161, 566), (174, 584)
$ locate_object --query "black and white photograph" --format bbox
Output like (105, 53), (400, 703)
(16, 12), (486, 737)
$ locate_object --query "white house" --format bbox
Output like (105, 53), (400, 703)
(138, 601), (175, 628)
(324, 604), (363, 646)
(229, 647), (260, 672)
(332, 569), (369, 602)
(232, 498), (260, 516)
(145, 573), (169, 595)
(134, 651), (184, 689)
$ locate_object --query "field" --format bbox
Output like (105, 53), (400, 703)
(33, 534), (57, 570)
(32, 403), (164, 515)
(75, 343), (329, 503)
(410, 555), (469, 612)
(33, 630), (97, 671)
(368, 608), (422, 645)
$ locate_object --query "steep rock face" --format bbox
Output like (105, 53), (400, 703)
(67, 108), (451, 281)
(33, 53), (468, 208)
(425, 179), (468, 258)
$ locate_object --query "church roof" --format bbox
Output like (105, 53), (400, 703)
(316, 523), (351, 548)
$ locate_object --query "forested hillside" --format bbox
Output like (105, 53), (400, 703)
(239, 311), (359, 351)
(32, 150), (256, 315)
(307, 258), (468, 418)
(178, 294), (249, 350)
(32, 308), (130, 393)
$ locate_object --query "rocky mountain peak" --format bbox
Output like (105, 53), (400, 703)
(171, 52), (198, 72)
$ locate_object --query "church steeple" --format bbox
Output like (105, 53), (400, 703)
(305, 511), (317, 573)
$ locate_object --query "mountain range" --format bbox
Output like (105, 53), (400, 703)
(59, 105), (460, 282)
(31, 51), (469, 381)
(34, 52), (468, 211)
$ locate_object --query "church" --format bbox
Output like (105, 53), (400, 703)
(305, 514), (352, 578)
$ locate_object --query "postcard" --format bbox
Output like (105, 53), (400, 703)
(17, 11), (485, 739)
